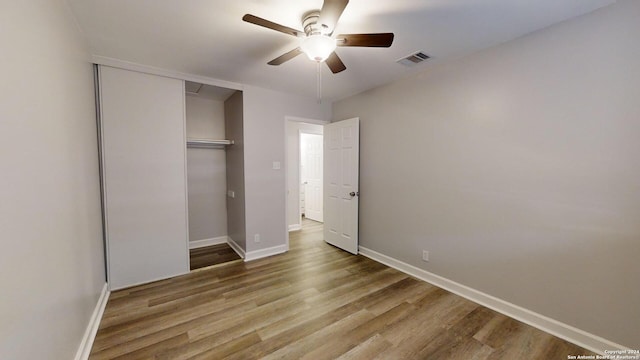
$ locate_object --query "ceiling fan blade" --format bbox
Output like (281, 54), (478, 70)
(337, 33), (394, 47)
(325, 52), (346, 74)
(268, 47), (303, 65)
(318, 0), (349, 34)
(242, 14), (303, 37)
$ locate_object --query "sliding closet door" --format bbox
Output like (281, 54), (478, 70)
(99, 66), (189, 290)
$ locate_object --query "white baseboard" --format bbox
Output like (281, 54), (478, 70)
(227, 236), (245, 259)
(288, 224), (302, 232)
(245, 244), (288, 262)
(189, 236), (228, 249)
(358, 246), (629, 355)
(74, 283), (110, 360)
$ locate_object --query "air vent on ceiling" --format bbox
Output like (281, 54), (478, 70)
(396, 51), (430, 66)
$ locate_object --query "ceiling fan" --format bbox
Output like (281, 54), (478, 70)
(242, 0), (394, 74)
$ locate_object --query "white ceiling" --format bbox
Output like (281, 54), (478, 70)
(68, 0), (614, 102)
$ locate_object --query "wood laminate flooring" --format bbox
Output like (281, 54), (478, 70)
(90, 219), (596, 359)
(190, 243), (242, 271)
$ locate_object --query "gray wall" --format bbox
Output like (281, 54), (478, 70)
(0, 1), (106, 358)
(243, 86), (331, 254)
(333, 0), (640, 349)
(186, 95), (227, 241)
(225, 91), (246, 250)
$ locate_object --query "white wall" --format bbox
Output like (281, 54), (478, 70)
(286, 121), (324, 229)
(186, 95), (227, 241)
(243, 86), (331, 254)
(0, 1), (106, 359)
(333, 0), (640, 349)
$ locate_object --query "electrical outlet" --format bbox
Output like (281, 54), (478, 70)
(422, 250), (429, 262)
(254, 234), (261, 243)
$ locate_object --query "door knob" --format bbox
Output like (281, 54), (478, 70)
(349, 191), (359, 197)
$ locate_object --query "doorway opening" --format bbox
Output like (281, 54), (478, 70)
(185, 81), (244, 270)
(285, 116), (360, 255)
(300, 132), (323, 224)
(286, 118), (326, 242)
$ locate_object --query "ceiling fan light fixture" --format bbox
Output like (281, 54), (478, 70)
(300, 34), (336, 62)
(243, 0), (394, 72)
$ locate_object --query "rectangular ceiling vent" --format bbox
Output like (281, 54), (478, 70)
(396, 51), (430, 66)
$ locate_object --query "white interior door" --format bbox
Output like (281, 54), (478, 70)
(100, 66), (189, 290)
(324, 118), (359, 254)
(301, 133), (323, 222)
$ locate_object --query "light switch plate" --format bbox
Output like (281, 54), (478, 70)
(272, 161), (281, 170)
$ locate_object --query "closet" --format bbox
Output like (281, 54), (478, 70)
(98, 66), (245, 290)
(184, 81), (239, 269)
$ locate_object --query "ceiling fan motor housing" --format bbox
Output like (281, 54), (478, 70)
(303, 11), (327, 35)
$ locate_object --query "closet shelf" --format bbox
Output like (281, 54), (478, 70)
(187, 139), (234, 149)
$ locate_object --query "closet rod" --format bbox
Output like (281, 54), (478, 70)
(186, 139), (234, 149)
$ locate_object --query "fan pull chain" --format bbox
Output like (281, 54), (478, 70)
(316, 61), (322, 104)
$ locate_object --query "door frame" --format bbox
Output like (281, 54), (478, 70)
(284, 116), (328, 250)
